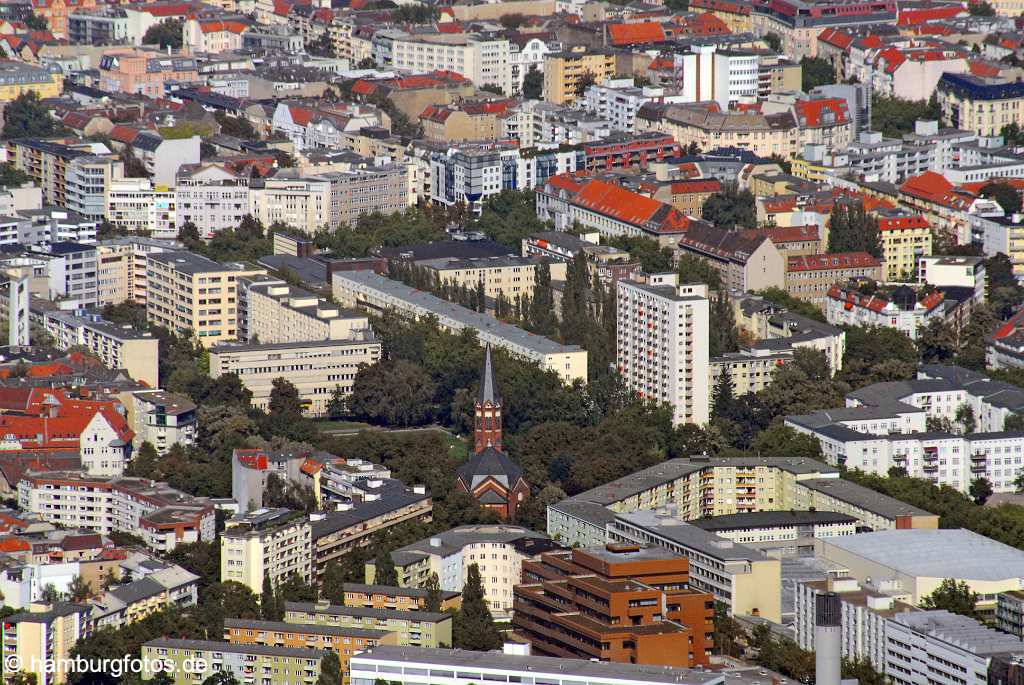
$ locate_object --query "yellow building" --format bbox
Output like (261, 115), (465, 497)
(878, 214), (933, 281)
(688, 0), (753, 32)
(543, 49), (617, 105)
(0, 60), (63, 102)
(146, 251), (265, 347)
(637, 104), (800, 159)
(284, 602), (453, 649)
(415, 256), (539, 301)
(221, 508), (312, 596)
(1, 603), (91, 685)
(42, 309), (160, 387)
(936, 73), (1024, 137)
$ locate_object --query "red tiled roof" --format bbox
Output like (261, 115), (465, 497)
(436, 22), (464, 33)
(744, 224), (820, 244)
(968, 60), (1000, 77)
(608, 22), (667, 46)
(671, 179), (721, 194)
(420, 104), (451, 123)
(545, 173), (586, 196)
(787, 251), (880, 272)
(108, 124), (140, 144)
(960, 178), (1024, 193)
(140, 2), (196, 17)
(573, 179), (691, 234)
(312, 7), (333, 22)
(897, 6), (964, 25)
(287, 105), (315, 127)
(794, 98), (849, 127)
(199, 19), (249, 34)
(818, 28), (853, 50)
(26, 362), (73, 378)
(0, 537), (30, 553)
(859, 35), (884, 49)
(648, 55), (674, 71)
(878, 214), (929, 231)
(684, 13), (730, 36)
(901, 170), (954, 197)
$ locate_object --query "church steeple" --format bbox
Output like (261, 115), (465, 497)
(474, 344), (502, 453)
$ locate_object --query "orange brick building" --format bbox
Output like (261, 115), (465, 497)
(224, 618), (398, 684)
(512, 544), (714, 668)
(342, 583), (461, 612)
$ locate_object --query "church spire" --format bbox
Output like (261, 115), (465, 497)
(474, 344), (502, 453)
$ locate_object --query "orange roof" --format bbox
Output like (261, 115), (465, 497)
(901, 170), (954, 197)
(199, 19), (249, 34)
(684, 13), (730, 36)
(545, 173), (587, 195)
(744, 224), (820, 244)
(608, 22), (667, 46)
(671, 179), (721, 194)
(818, 28), (854, 50)
(878, 215), (929, 231)
(968, 60), (1000, 77)
(794, 98), (849, 127)
(287, 105), (315, 126)
(960, 178), (1024, 193)
(573, 179), (690, 234)
(0, 537), (30, 553)
(108, 124), (140, 144)
(897, 6), (964, 25)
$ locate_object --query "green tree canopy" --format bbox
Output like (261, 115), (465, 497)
(452, 563), (502, 650)
(920, 578), (979, 617)
(2, 92), (68, 139)
(142, 18), (183, 49)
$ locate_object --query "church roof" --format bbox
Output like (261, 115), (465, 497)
(477, 343), (500, 405)
(457, 446), (523, 491)
(477, 490), (508, 504)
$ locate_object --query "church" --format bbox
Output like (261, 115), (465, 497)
(455, 344), (530, 520)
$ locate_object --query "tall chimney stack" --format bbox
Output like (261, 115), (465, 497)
(815, 592), (842, 685)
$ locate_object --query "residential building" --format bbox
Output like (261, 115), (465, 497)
(616, 274), (710, 426)
(224, 618), (397, 685)
(208, 337), (382, 416)
(512, 545), (715, 667)
(750, 0), (896, 60)
(0, 60), (63, 102)
(825, 284), (947, 340)
(332, 271), (587, 384)
(94, 236), (181, 307)
(68, 7), (129, 45)
(220, 508), (312, 596)
(104, 178), (177, 240)
(918, 256), (986, 300)
(348, 644), (723, 685)
(174, 164), (251, 238)
(785, 252), (883, 311)
(544, 49), (617, 105)
(129, 391), (197, 455)
(146, 251), (265, 347)
(637, 105), (800, 160)
(283, 602), (452, 649)
(89, 565), (200, 630)
(878, 214), (932, 281)
(998, 591), (1024, 639)
(818, 529), (1024, 613)
(667, 179), (722, 217)
(98, 49), (199, 98)
(242, 281), (370, 344)
(971, 213), (1024, 279)
(690, 510), (857, 544)
(989, 308), (1024, 370)
(142, 639), (329, 685)
(37, 242), (99, 310)
(522, 231), (641, 283)
(341, 584), (461, 613)
(387, 33), (512, 96)
(17, 472), (215, 552)
(581, 78), (677, 133)
(886, 611), (1024, 685)
(16, 208), (98, 247)
(5, 140), (120, 217)
(1, 603), (91, 685)
(414, 257), (539, 303)
(936, 74), (1024, 137)
(676, 226), (786, 293)
(368, 525), (562, 620)
(41, 309), (158, 387)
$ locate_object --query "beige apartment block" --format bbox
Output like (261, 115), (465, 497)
(209, 338), (382, 416)
(95, 237), (181, 306)
(146, 251), (265, 347)
(42, 309), (159, 387)
(221, 508), (312, 596)
(544, 49), (617, 105)
(416, 256), (538, 301)
(245, 282), (370, 344)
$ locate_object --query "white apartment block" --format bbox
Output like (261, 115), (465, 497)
(243, 281), (370, 344)
(175, 164), (251, 238)
(388, 33), (512, 96)
(581, 78), (676, 133)
(35, 242), (98, 310)
(886, 611), (1024, 685)
(208, 337), (382, 416)
(221, 507), (312, 596)
(105, 178), (177, 239)
(249, 176), (331, 233)
(616, 274), (709, 426)
(17, 473), (215, 553)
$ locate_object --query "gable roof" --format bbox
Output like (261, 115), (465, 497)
(787, 251), (880, 272)
(573, 179), (691, 235)
(794, 98), (849, 128)
(678, 225), (769, 264)
(456, 446), (523, 491)
(608, 22), (668, 46)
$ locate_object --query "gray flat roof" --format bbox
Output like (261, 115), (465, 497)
(799, 478), (933, 519)
(144, 637), (330, 659)
(209, 336), (378, 354)
(334, 270), (583, 356)
(284, 602), (449, 623)
(822, 529), (1024, 581)
(615, 511), (769, 562)
(148, 250), (254, 275)
(351, 645), (724, 685)
(224, 617), (390, 639)
(342, 583), (460, 601)
(690, 510), (857, 531)
(892, 610), (1024, 656)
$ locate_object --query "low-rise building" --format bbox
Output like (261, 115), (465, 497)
(785, 252), (883, 311)
(676, 226), (786, 293)
(220, 508), (312, 596)
(0, 60), (63, 102)
(142, 638), (329, 685)
(825, 284), (947, 340)
(918, 256), (985, 302)
(89, 565), (199, 630)
(283, 601), (452, 649)
(690, 510), (857, 544)
(341, 583), (460, 613)
(242, 280), (370, 344)
(997, 591), (1024, 639)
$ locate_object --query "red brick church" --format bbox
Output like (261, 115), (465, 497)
(455, 344), (530, 519)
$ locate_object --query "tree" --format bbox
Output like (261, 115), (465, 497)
(678, 253), (721, 289)
(800, 57), (835, 91)
(522, 67), (543, 100)
(1002, 122), (1024, 147)
(710, 293), (739, 357)
(372, 549), (399, 587)
(1, 92), (68, 139)
(325, 385), (346, 420)
(763, 32), (782, 52)
(1015, 471), (1024, 493)
(261, 576), (277, 619)
(177, 221), (201, 247)
(702, 184), (756, 228)
(320, 562), (345, 603)
(316, 652), (341, 685)
(920, 578), (979, 617)
(142, 18), (183, 49)
(424, 572), (442, 613)
(214, 111), (257, 140)
(872, 95), (941, 137)
(67, 575), (91, 601)
(121, 145), (150, 178)
(575, 70), (598, 97)
(269, 378), (303, 419)
(0, 163), (29, 187)
(839, 325), (918, 388)
(955, 403), (977, 435)
(40, 584), (59, 603)
(969, 0), (995, 14)
(917, 319), (958, 364)
(348, 360), (436, 427)
(750, 422), (823, 459)
(25, 14), (48, 30)
(827, 201), (880, 257)
(987, 253), (1024, 319)
(980, 182), (1022, 215)
(452, 563), (502, 650)
(202, 672), (240, 685)
(969, 477), (993, 506)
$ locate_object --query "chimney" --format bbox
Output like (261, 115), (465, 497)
(815, 592), (841, 685)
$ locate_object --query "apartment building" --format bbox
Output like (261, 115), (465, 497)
(243, 281), (369, 344)
(37, 242), (99, 310)
(174, 164), (251, 238)
(142, 639), (329, 685)
(547, 457), (938, 552)
(616, 274), (709, 426)
(14, 208), (97, 248)
(248, 175), (330, 232)
(997, 592), (1024, 638)
(887, 611), (1024, 685)
(751, 0), (895, 60)
(918, 256), (986, 299)
(972, 212), (1024, 280)
(42, 310), (159, 387)
(221, 508), (312, 596)
(283, 602), (452, 649)
(0, 60), (63, 102)
(1, 603), (91, 685)
(130, 391), (197, 455)
(544, 49), (617, 105)
(224, 618), (397, 685)
(690, 510), (856, 544)
(341, 584), (461, 613)
(95, 237), (181, 307)
(676, 227), (786, 293)
(209, 337), (382, 415)
(332, 270), (587, 384)
(104, 178), (177, 239)
(387, 33), (512, 97)
(370, 525), (562, 620)
(146, 251), (265, 347)
(826, 284), (946, 340)
(414, 256), (539, 302)
(349, 645), (723, 685)
(877, 214), (932, 281)
(785, 252), (883, 311)
(5, 140), (121, 217)
(936, 74), (1024, 137)
(667, 179), (722, 217)
(17, 472), (215, 552)
(89, 566), (200, 630)
(98, 49), (199, 97)
(513, 545), (715, 667)
(637, 105), (800, 160)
